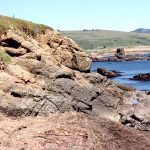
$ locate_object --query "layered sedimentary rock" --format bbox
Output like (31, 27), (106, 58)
(0, 28), (149, 132)
(0, 16), (150, 149)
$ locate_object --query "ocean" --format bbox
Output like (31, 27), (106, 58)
(91, 60), (150, 91)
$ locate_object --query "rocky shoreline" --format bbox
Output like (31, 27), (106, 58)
(91, 54), (150, 62)
(90, 46), (150, 62)
(0, 16), (150, 149)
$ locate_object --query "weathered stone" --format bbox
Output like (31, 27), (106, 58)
(0, 24), (149, 133)
(115, 48), (125, 59)
(7, 64), (35, 83)
(134, 105), (150, 121)
(63, 37), (82, 51)
(4, 47), (27, 56)
(83, 72), (106, 84)
(6, 30), (25, 43)
(97, 68), (121, 78)
(130, 73), (150, 81)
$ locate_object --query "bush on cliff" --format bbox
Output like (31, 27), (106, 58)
(0, 51), (11, 63)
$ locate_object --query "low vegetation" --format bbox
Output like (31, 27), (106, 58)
(61, 30), (150, 52)
(0, 15), (53, 37)
(0, 51), (11, 63)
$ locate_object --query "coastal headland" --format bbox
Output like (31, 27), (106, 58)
(0, 16), (150, 149)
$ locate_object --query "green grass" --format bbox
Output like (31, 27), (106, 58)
(61, 30), (150, 52)
(0, 51), (11, 63)
(0, 15), (53, 38)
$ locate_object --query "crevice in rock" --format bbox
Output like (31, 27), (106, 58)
(120, 118), (134, 125)
(1, 38), (21, 48)
(131, 114), (142, 122)
(0, 106), (26, 117)
(90, 92), (100, 101)
(47, 42), (51, 47)
(55, 74), (74, 80)
(71, 97), (92, 113)
(33, 100), (47, 116)
(37, 55), (41, 61)
(5, 51), (23, 57)
(10, 91), (23, 98)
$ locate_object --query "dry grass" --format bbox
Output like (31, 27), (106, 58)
(0, 15), (53, 37)
(61, 30), (150, 52)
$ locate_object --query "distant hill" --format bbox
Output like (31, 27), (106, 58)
(132, 28), (150, 33)
(61, 30), (150, 51)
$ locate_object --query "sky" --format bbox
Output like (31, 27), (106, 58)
(0, 0), (150, 31)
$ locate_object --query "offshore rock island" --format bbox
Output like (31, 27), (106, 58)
(0, 16), (150, 149)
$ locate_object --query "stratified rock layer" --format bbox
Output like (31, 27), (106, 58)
(0, 27), (150, 131)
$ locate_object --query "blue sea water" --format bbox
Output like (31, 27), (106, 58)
(91, 60), (150, 91)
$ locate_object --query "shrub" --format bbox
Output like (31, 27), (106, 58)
(0, 51), (11, 63)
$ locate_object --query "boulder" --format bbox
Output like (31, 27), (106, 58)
(130, 73), (150, 81)
(97, 68), (121, 78)
(36, 30), (91, 72)
(4, 47), (27, 56)
(115, 48), (125, 59)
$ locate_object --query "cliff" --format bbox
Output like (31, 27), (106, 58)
(0, 16), (150, 149)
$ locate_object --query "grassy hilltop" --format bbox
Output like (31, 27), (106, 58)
(0, 15), (53, 37)
(1, 15), (150, 54)
(61, 30), (150, 53)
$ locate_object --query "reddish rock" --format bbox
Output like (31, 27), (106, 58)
(0, 112), (150, 150)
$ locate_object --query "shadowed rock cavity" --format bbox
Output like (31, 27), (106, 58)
(1, 38), (21, 48)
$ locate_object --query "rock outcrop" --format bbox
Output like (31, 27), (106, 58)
(115, 48), (125, 59)
(130, 73), (150, 81)
(0, 29), (91, 72)
(0, 24), (150, 128)
(0, 16), (150, 142)
(97, 68), (121, 78)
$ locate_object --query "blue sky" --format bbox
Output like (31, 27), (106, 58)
(0, 0), (150, 31)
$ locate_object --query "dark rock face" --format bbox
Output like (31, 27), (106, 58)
(130, 73), (150, 81)
(97, 68), (121, 78)
(115, 48), (125, 59)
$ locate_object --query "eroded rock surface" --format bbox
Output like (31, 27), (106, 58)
(0, 28), (150, 132)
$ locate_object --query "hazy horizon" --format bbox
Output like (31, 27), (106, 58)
(0, 0), (150, 32)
